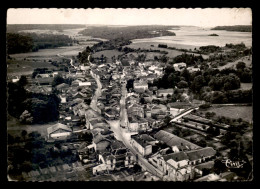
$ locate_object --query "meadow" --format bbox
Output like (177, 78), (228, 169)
(206, 105), (253, 123)
(7, 59), (57, 76)
(125, 42), (209, 59)
(92, 49), (124, 61)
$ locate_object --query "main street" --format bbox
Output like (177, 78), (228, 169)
(87, 56), (164, 178)
(108, 78), (164, 179)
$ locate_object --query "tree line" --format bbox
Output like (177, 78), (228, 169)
(7, 32), (73, 54)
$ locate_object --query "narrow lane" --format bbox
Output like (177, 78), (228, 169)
(89, 73), (102, 112)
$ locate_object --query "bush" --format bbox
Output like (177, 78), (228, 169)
(199, 103), (211, 110)
(177, 80), (188, 89)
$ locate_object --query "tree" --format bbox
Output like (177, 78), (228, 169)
(163, 115), (172, 126)
(236, 62), (246, 70)
(177, 80), (188, 89)
(180, 69), (191, 83)
(210, 91), (228, 104)
(18, 75), (28, 87)
(21, 130), (28, 140)
(213, 159), (227, 175)
(52, 75), (65, 87)
(8, 134), (15, 145)
(214, 127), (220, 136)
(19, 110), (33, 124)
(140, 97), (145, 104)
(191, 75), (206, 93)
(28, 131), (41, 140)
(7, 33), (34, 54)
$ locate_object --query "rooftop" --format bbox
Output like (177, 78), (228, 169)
(131, 134), (153, 148)
(186, 147), (216, 161)
(157, 88), (174, 93)
(163, 151), (189, 162)
(154, 130), (200, 150)
(47, 123), (72, 135)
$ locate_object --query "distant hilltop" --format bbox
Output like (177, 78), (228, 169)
(7, 24), (86, 33)
(79, 25), (177, 40)
(211, 25), (252, 32)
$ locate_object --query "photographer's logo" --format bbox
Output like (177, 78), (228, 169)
(221, 159), (246, 168)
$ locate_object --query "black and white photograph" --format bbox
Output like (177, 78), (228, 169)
(6, 8), (253, 182)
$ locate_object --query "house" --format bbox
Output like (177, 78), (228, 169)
(88, 117), (108, 130)
(72, 102), (89, 119)
(151, 104), (168, 119)
(145, 117), (161, 129)
(173, 63), (186, 72)
(130, 134), (153, 156)
(149, 151), (193, 181)
(186, 147), (216, 166)
(59, 94), (67, 103)
(93, 147), (135, 175)
(128, 116), (139, 132)
(47, 123), (72, 141)
(154, 68), (163, 76)
(85, 108), (100, 119)
(71, 115), (82, 127)
(11, 75), (19, 83)
(133, 80), (148, 91)
(194, 161), (215, 177)
(37, 77), (54, 85)
(80, 65), (90, 71)
(68, 98), (84, 108)
(121, 59), (130, 67)
(157, 88), (174, 98)
(72, 92), (88, 99)
(137, 117), (149, 132)
(92, 133), (111, 152)
(127, 103), (144, 118)
(56, 83), (69, 92)
(126, 95), (140, 105)
(78, 81), (91, 87)
(104, 108), (119, 120)
(187, 67), (200, 72)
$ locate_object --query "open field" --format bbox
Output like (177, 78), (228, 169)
(217, 55), (252, 70)
(92, 49), (124, 61)
(7, 59), (57, 76)
(128, 41), (200, 51)
(205, 105), (253, 123)
(9, 44), (94, 59)
(125, 52), (163, 60)
(125, 42), (209, 59)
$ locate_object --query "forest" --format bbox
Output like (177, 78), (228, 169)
(7, 32), (73, 54)
(79, 25), (177, 40)
(7, 24), (85, 33)
(211, 25), (252, 32)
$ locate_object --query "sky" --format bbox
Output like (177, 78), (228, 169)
(7, 8), (252, 27)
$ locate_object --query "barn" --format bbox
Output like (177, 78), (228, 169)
(47, 123), (72, 141)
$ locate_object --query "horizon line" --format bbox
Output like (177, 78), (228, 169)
(6, 24), (252, 27)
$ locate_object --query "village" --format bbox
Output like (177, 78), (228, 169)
(7, 44), (252, 182)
